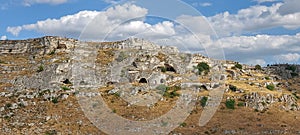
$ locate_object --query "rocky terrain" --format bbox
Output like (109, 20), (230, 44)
(0, 36), (300, 134)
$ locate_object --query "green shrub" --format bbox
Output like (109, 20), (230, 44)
(286, 65), (297, 72)
(237, 102), (245, 107)
(179, 122), (187, 127)
(61, 86), (70, 91)
(229, 85), (237, 92)
(266, 84), (275, 91)
(291, 72), (299, 77)
(163, 90), (179, 98)
(235, 63), (243, 69)
(200, 96), (208, 107)
(225, 99), (235, 109)
(52, 97), (59, 104)
(112, 109), (116, 113)
(37, 65), (44, 72)
(160, 67), (167, 73)
(156, 84), (168, 92)
(196, 62), (210, 75)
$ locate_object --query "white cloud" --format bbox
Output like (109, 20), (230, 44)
(277, 0), (300, 15)
(7, 4), (148, 39)
(23, 0), (68, 6)
(246, 59), (267, 66)
(7, 26), (22, 36)
(191, 2), (212, 7)
(254, 0), (280, 4)
(103, 0), (122, 4)
(275, 53), (300, 62)
(200, 2), (212, 7)
(207, 3), (300, 36)
(1, 36), (7, 40)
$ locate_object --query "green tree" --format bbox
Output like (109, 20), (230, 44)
(235, 63), (243, 70)
(196, 62), (210, 75)
(200, 96), (208, 107)
(255, 64), (262, 70)
(225, 99), (235, 109)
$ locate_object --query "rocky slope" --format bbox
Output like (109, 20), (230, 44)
(0, 36), (300, 134)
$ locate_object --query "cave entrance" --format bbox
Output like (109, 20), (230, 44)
(164, 64), (176, 73)
(139, 78), (148, 83)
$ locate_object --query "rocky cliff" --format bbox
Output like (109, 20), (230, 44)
(0, 36), (300, 134)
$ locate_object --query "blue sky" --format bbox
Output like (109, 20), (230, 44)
(1, 0), (300, 65)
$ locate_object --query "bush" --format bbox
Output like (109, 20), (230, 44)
(160, 67), (167, 73)
(265, 76), (271, 80)
(196, 62), (210, 75)
(291, 72), (299, 77)
(235, 63), (243, 69)
(37, 65), (44, 72)
(266, 84), (275, 91)
(229, 85), (237, 92)
(52, 97), (59, 104)
(179, 122), (187, 127)
(163, 90), (179, 98)
(156, 84), (168, 92)
(200, 96), (208, 107)
(225, 99), (235, 109)
(286, 65), (297, 72)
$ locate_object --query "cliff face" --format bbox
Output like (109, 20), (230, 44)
(0, 36), (300, 134)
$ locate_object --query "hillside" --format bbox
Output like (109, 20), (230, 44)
(0, 36), (300, 135)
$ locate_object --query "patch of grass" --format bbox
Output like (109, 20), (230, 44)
(61, 86), (70, 91)
(163, 90), (179, 98)
(48, 50), (55, 55)
(156, 84), (168, 92)
(265, 76), (271, 80)
(225, 99), (235, 109)
(52, 97), (59, 104)
(179, 122), (187, 127)
(45, 130), (57, 135)
(37, 65), (44, 72)
(160, 67), (167, 73)
(200, 96), (208, 107)
(114, 92), (120, 97)
(237, 102), (245, 107)
(112, 109), (116, 113)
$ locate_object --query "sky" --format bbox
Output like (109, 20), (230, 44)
(1, 0), (300, 65)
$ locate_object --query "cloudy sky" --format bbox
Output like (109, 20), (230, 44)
(1, 0), (300, 65)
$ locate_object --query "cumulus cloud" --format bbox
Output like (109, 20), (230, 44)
(277, 0), (300, 15)
(218, 33), (300, 64)
(7, 4), (148, 39)
(275, 53), (300, 62)
(208, 2), (300, 36)
(1, 36), (7, 40)
(5, 3), (300, 64)
(7, 26), (22, 36)
(23, 0), (68, 6)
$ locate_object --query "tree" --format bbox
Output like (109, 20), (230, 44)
(234, 63), (243, 70)
(196, 62), (210, 75)
(225, 99), (235, 109)
(255, 64), (262, 70)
